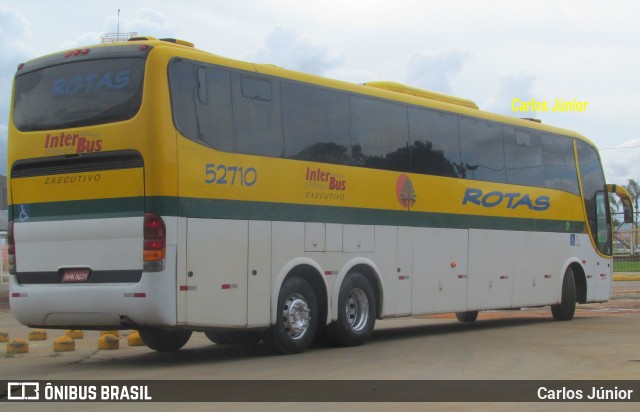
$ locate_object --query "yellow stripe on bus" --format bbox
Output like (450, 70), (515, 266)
(11, 168), (143, 204)
(177, 142), (584, 223)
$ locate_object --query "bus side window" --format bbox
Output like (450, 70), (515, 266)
(233, 74), (284, 157)
(169, 60), (234, 152)
(408, 108), (461, 178)
(595, 191), (612, 254)
(196, 66), (234, 152)
(350, 96), (409, 171)
(541, 133), (580, 195)
(169, 59), (198, 141)
(577, 140), (610, 255)
(459, 117), (505, 183)
(504, 126), (544, 187)
(282, 82), (351, 165)
(197, 67), (208, 104)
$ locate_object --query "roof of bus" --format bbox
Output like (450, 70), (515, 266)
(36, 36), (599, 149)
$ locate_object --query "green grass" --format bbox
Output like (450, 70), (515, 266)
(613, 260), (640, 273)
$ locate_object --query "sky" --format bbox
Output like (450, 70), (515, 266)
(1, 0), (639, 186)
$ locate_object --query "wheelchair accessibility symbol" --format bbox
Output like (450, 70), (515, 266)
(18, 204), (30, 222)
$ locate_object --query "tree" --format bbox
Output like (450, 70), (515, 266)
(624, 179), (640, 254)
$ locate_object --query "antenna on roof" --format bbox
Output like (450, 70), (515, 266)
(101, 9), (137, 43)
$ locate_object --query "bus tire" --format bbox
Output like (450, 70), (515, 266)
(551, 267), (577, 321)
(327, 272), (376, 347)
(205, 331), (261, 345)
(455, 310), (479, 322)
(263, 276), (318, 355)
(138, 328), (192, 352)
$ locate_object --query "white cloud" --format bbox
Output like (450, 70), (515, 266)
(1, 0), (639, 188)
(482, 72), (539, 117)
(60, 8), (181, 49)
(0, 5), (35, 93)
(252, 27), (345, 76)
(601, 140), (640, 186)
(404, 48), (471, 94)
(0, 6), (38, 175)
(0, 6), (31, 42)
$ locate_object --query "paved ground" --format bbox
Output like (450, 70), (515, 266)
(1, 277), (639, 411)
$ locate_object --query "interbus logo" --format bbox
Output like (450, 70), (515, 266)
(44, 131), (103, 154)
(305, 167), (346, 191)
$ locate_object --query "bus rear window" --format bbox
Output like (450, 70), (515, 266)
(13, 58), (146, 131)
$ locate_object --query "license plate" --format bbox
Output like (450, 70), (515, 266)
(62, 268), (90, 283)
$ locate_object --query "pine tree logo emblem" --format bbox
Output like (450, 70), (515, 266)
(396, 174), (416, 210)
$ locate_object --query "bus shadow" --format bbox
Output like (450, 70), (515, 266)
(82, 315), (573, 369)
(122, 343), (272, 368)
(370, 316), (555, 343)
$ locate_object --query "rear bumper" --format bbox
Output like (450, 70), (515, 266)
(9, 246), (177, 329)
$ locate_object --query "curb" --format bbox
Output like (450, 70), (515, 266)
(53, 336), (75, 352)
(613, 275), (640, 282)
(98, 334), (120, 350)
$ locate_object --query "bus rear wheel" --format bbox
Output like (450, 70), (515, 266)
(138, 328), (192, 352)
(551, 267), (577, 321)
(327, 272), (376, 347)
(262, 276), (318, 355)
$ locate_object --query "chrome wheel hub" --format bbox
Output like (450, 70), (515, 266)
(345, 288), (369, 332)
(283, 294), (311, 340)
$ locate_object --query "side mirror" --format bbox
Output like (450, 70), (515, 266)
(606, 184), (634, 224)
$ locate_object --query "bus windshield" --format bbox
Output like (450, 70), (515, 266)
(13, 57), (146, 131)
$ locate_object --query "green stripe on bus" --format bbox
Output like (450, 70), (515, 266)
(10, 196), (585, 233)
(10, 197), (144, 222)
(173, 197), (584, 233)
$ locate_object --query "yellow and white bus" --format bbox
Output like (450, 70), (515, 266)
(8, 37), (633, 354)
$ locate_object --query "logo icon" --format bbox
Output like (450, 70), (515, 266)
(396, 174), (416, 210)
(7, 382), (40, 400)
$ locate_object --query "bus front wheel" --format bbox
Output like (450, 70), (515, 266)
(327, 272), (377, 347)
(263, 276), (318, 355)
(138, 328), (192, 352)
(455, 311), (479, 322)
(551, 267), (577, 321)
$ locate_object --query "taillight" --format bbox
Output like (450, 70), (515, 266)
(8, 220), (16, 274)
(143, 213), (166, 272)
(64, 49), (90, 58)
